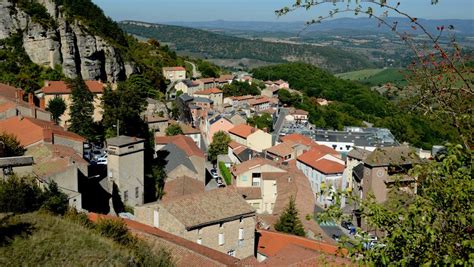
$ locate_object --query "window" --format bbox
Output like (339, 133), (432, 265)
(124, 190), (128, 202)
(135, 187), (139, 198)
(197, 238), (202, 245)
(238, 228), (244, 240)
(218, 233), (225, 246)
(252, 177), (260, 187)
(153, 210), (159, 227)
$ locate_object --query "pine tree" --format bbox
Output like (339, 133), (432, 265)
(274, 196), (306, 236)
(67, 77), (95, 140)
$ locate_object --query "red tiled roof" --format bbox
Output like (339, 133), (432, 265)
(163, 176), (205, 201)
(280, 133), (314, 146)
(228, 124), (257, 139)
(0, 101), (16, 113)
(291, 109), (309, 116)
(163, 66), (186, 71)
(0, 83), (22, 99)
(155, 135), (204, 158)
(87, 213), (240, 266)
(0, 116), (85, 147)
(230, 95), (254, 101)
(231, 158), (281, 176)
(265, 142), (293, 157)
(194, 88), (223, 95)
(41, 80), (105, 94)
(248, 97), (270, 106)
(297, 147), (344, 174)
(257, 229), (347, 258)
(228, 140), (243, 150)
(197, 78), (216, 84)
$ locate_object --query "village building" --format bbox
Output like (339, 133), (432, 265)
(285, 108), (309, 123)
(296, 145), (346, 206)
(155, 135), (206, 181)
(193, 88), (223, 106)
(203, 115), (234, 144)
(0, 83), (51, 122)
(228, 124), (272, 152)
(227, 141), (258, 164)
(36, 80), (105, 127)
(163, 67), (186, 82)
(134, 188), (256, 259)
(106, 136), (145, 207)
(0, 116), (85, 154)
(175, 79), (202, 96)
(248, 97), (271, 112)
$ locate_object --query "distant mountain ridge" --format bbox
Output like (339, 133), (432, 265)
(120, 20), (376, 73)
(164, 18), (474, 36)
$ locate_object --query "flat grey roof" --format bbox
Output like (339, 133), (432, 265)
(107, 135), (144, 147)
(0, 156), (34, 168)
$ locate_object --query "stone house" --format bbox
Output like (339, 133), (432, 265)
(163, 67), (186, 82)
(0, 116), (85, 154)
(204, 115), (234, 144)
(175, 79), (202, 96)
(107, 136), (145, 207)
(228, 124), (272, 153)
(296, 146), (346, 206)
(248, 97), (271, 112)
(0, 155), (33, 179)
(26, 143), (88, 210)
(0, 84), (51, 122)
(231, 158), (286, 214)
(134, 188), (256, 259)
(285, 109), (309, 123)
(36, 80), (105, 128)
(194, 88), (223, 106)
(155, 135), (206, 181)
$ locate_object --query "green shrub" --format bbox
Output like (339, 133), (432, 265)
(95, 218), (134, 246)
(64, 208), (93, 228)
(0, 175), (44, 213)
(40, 181), (69, 215)
(218, 161), (232, 185)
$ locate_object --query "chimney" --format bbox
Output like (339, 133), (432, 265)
(18, 90), (25, 102)
(39, 97), (46, 109)
(28, 93), (34, 107)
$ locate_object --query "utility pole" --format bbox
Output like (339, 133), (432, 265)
(117, 119), (120, 137)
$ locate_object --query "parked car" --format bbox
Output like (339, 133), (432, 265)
(83, 150), (91, 161)
(96, 158), (107, 165)
(210, 168), (219, 179)
(92, 150), (104, 160)
(332, 234), (341, 242)
(83, 143), (91, 150)
(341, 221), (356, 231)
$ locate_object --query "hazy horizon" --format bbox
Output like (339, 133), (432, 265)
(92, 0), (474, 22)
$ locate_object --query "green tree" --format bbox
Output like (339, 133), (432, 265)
(0, 175), (44, 213)
(67, 77), (95, 140)
(247, 113), (273, 132)
(41, 181), (69, 215)
(208, 131), (231, 162)
(165, 123), (183, 136)
(0, 132), (25, 156)
(274, 196), (305, 237)
(222, 81), (260, 97)
(102, 75), (150, 138)
(46, 95), (66, 124)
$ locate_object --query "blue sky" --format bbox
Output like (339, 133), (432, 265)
(92, 0), (474, 22)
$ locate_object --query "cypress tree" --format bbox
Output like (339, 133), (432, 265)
(274, 196), (306, 236)
(67, 77), (95, 140)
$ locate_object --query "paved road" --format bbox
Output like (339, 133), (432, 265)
(272, 108), (288, 145)
(185, 60), (201, 78)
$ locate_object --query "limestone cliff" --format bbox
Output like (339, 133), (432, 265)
(0, 0), (136, 83)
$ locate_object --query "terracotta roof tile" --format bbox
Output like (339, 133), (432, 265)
(248, 97), (271, 106)
(159, 188), (255, 230)
(88, 213), (240, 266)
(231, 158), (281, 176)
(163, 66), (186, 71)
(265, 142), (293, 157)
(297, 147), (343, 174)
(280, 134), (314, 146)
(235, 186), (262, 200)
(41, 80), (105, 94)
(229, 124), (257, 139)
(155, 135), (204, 158)
(0, 116), (85, 147)
(0, 83), (22, 99)
(194, 88), (223, 95)
(257, 230), (348, 259)
(228, 140), (244, 150)
(162, 176), (205, 201)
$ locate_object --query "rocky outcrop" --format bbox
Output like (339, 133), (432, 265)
(0, 0), (136, 83)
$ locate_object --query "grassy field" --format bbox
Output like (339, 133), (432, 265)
(337, 68), (408, 86)
(335, 68), (384, 80)
(0, 213), (137, 265)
